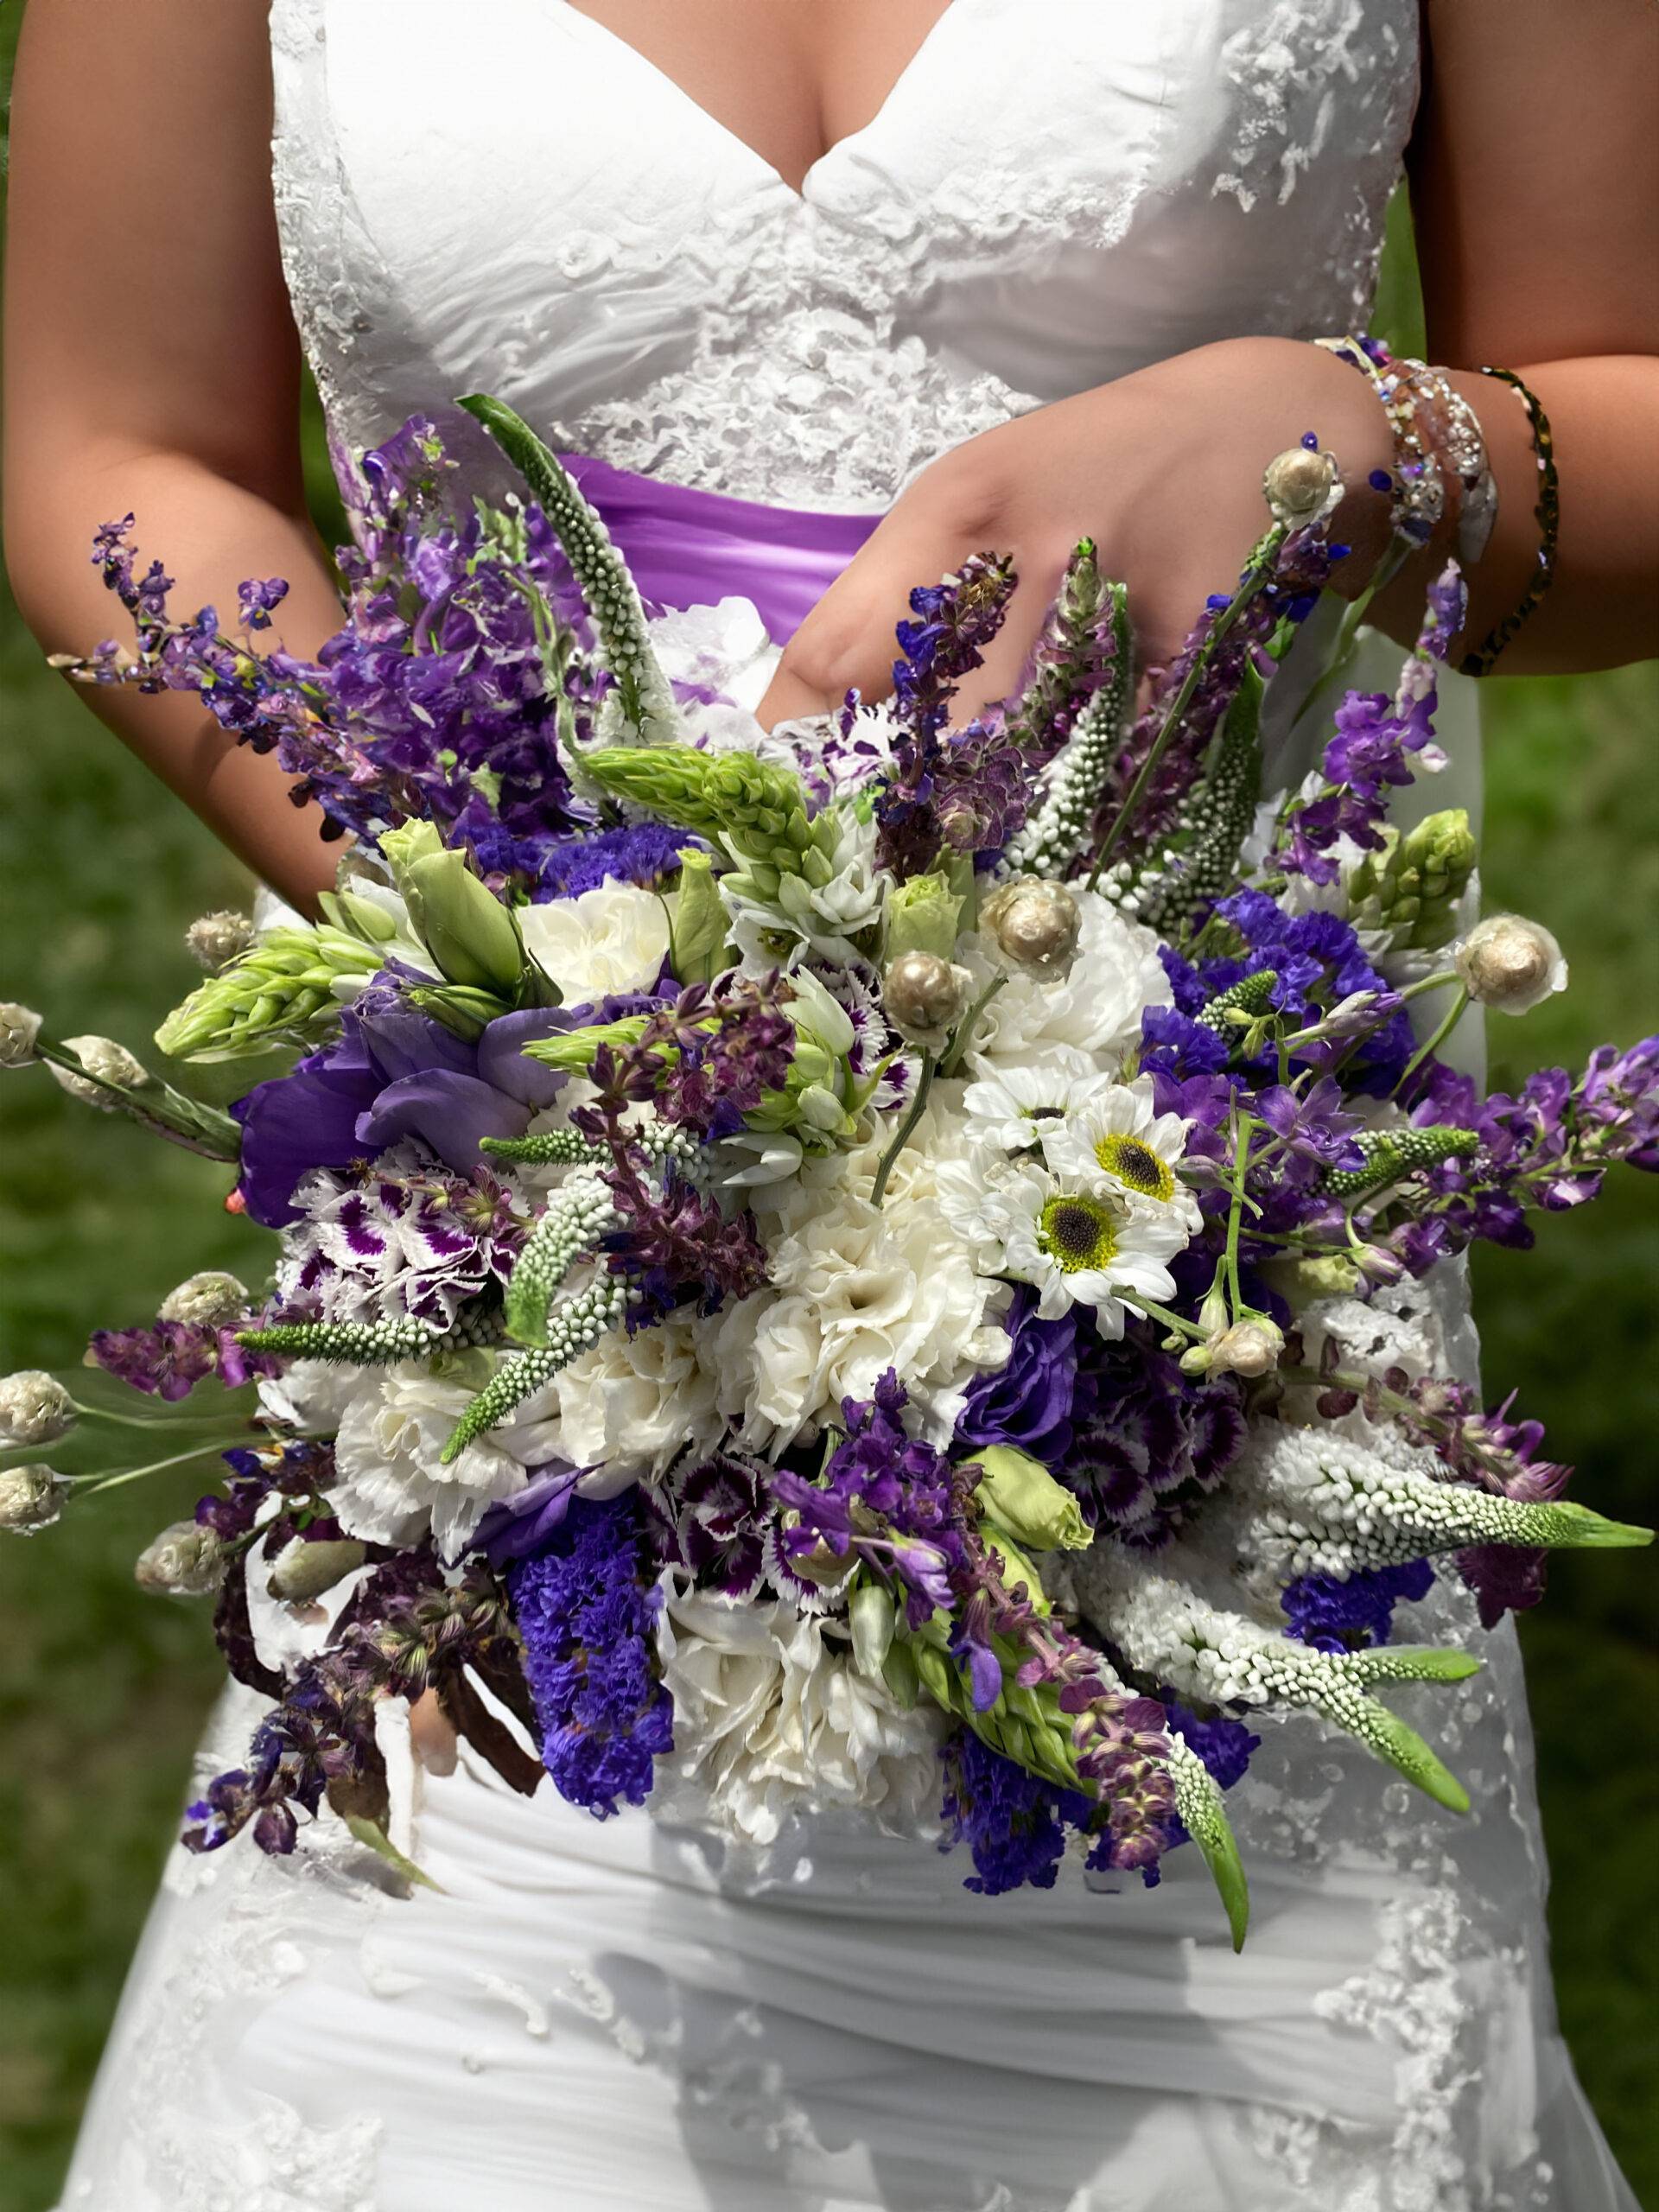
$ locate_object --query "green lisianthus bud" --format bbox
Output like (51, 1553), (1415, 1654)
(885, 871), (963, 963)
(318, 888), (400, 946)
(980, 1523), (1052, 1609)
(964, 1446), (1090, 1553)
(399, 851), (526, 995)
(670, 849), (730, 984)
(378, 819), (446, 887)
(849, 1580), (897, 1678)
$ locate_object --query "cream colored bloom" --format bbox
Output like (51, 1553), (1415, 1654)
(960, 887), (1168, 1080)
(1037, 1076), (1201, 1236)
(653, 1575), (946, 1847)
(553, 1309), (723, 1483)
(518, 880), (672, 1003)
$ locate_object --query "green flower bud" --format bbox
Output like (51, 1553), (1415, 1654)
(849, 1580), (897, 1678)
(156, 925), (385, 1059)
(980, 1523), (1052, 1608)
(401, 850), (526, 995)
(581, 746), (817, 877)
(964, 1446), (1090, 1553)
(1348, 810), (1479, 954)
(885, 871), (963, 963)
(669, 849), (730, 983)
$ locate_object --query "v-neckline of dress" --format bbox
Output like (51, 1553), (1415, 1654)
(555, 0), (963, 203)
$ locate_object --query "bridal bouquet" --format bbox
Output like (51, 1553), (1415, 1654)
(3, 401), (1653, 1942)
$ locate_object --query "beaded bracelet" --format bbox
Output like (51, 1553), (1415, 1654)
(1313, 334), (1448, 549)
(1457, 366), (1559, 678)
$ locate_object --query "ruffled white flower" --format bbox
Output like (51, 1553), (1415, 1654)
(958, 887), (1169, 1081)
(261, 1359), (559, 1556)
(552, 1309), (723, 1483)
(723, 807), (885, 972)
(960, 1062), (1114, 1157)
(652, 1575), (947, 1847)
(712, 1162), (1006, 1450)
(938, 1159), (1185, 1339)
(518, 880), (671, 1003)
(1037, 1076), (1202, 1236)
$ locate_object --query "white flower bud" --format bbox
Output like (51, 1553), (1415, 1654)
(1262, 444), (1342, 528)
(266, 1535), (366, 1603)
(49, 1035), (149, 1109)
(1452, 913), (1567, 1015)
(883, 950), (975, 1054)
(979, 877), (1083, 979)
(158, 1271), (251, 1328)
(134, 1520), (226, 1597)
(0, 1370), (76, 1448)
(1207, 1318), (1286, 1380)
(185, 909), (257, 970)
(0, 1003), (44, 1068)
(0, 1464), (67, 1534)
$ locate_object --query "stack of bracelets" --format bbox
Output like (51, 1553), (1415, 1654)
(1315, 331), (1559, 677)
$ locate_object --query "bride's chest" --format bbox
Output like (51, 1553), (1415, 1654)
(272, 0), (1420, 504)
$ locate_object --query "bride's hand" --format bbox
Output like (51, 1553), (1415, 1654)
(757, 334), (1402, 730)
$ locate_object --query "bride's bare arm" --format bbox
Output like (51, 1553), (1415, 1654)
(3, 0), (343, 910)
(1389, 0), (1659, 672)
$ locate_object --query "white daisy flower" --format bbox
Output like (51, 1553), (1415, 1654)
(960, 1062), (1114, 1157)
(1037, 1077), (1202, 1237)
(943, 1160), (1185, 1339)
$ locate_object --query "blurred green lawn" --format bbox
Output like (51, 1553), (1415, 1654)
(2, 27), (1656, 2212)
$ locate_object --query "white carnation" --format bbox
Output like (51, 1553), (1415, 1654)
(553, 1309), (723, 1483)
(263, 1358), (560, 1557)
(960, 887), (1168, 1080)
(518, 880), (671, 1003)
(713, 1166), (1007, 1450)
(653, 1575), (947, 1847)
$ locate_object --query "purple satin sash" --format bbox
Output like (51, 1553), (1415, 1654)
(560, 451), (881, 645)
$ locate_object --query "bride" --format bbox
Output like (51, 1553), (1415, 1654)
(6, 3), (1655, 2207)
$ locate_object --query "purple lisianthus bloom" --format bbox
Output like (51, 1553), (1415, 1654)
(475, 1464), (582, 1567)
(955, 1289), (1078, 1461)
(232, 981), (578, 1227)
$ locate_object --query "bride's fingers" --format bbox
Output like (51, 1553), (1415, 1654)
(409, 1687), (459, 1776)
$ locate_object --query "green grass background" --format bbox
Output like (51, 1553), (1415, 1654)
(1, 22), (1655, 2211)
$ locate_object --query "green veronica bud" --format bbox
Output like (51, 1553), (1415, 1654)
(670, 849), (730, 984)
(964, 1446), (1090, 1553)
(400, 850), (526, 996)
(156, 925), (384, 1059)
(885, 871), (963, 963)
(582, 746), (816, 877)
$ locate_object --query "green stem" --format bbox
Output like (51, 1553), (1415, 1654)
(1086, 530), (1284, 890)
(70, 1436), (253, 1497)
(1224, 1115), (1256, 1318)
(68, 1399), (245, 1435)
(1394, 968), (1461, 1006)
(871, 1055), (938, 1209)
(938, 973), (1007, 1078)
(1121, 1294), (1206, 1342)
(1394, 985), (1470, 1095)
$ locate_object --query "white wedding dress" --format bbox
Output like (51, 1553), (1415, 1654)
(55, 5), (1637, 2209)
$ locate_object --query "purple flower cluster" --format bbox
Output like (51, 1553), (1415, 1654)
(576, 979), (795, 1148)
(939, 1729), (1090, 1895)
(88, 1315), (273, 1401)
(1274, 682), (1440, 884)
(1063, 1330), (1246, 1543)
(874, 555), (1023, 877)
(507, 1493), (673, 1816)
(772, 1372), (970, 1621)
(1281, 1558), (1434, 1651)
(955, 1290), (1079, 1463)
(646, 1452), (773, 1600)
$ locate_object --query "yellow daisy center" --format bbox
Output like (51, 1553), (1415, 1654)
(1093, 1133), (1174, 1203)
(1039, 1193), (1120, 1274)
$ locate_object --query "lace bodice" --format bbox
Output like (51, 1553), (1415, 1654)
(270, 0), (1418, 508)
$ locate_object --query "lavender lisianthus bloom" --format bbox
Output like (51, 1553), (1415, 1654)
(232, 979), (582, 1226)
(955, 1290), (1079, 1462)
(476, 1464), (582, 1567)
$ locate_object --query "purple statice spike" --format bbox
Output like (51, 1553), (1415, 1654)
(939, 1729), (1091, 1894)
(1281, 1558), (1435, 1650)
(507, 1494), (673, 1816)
